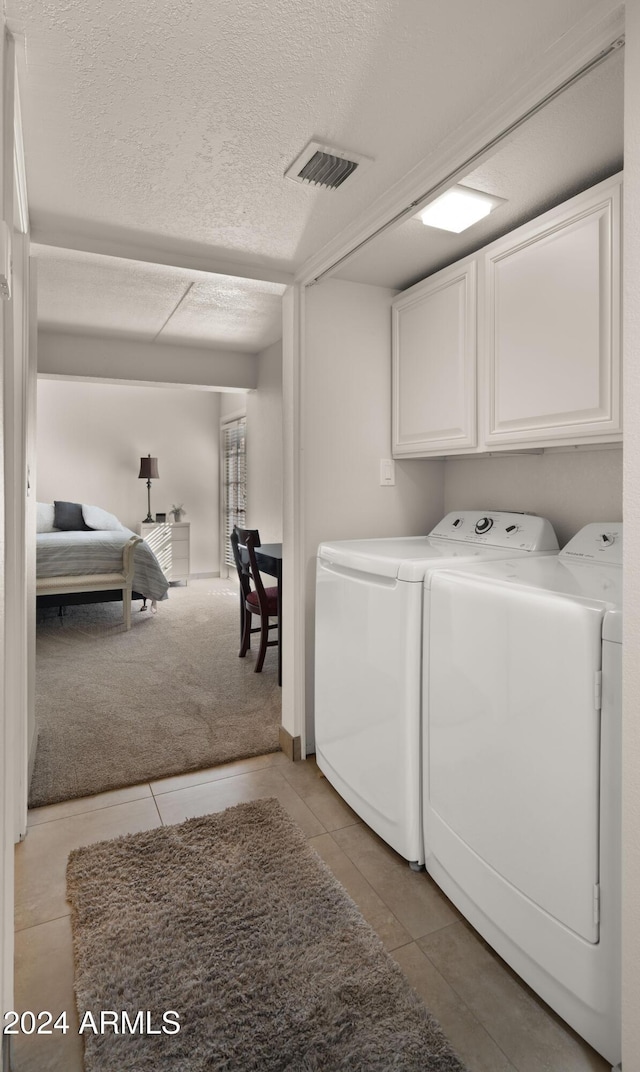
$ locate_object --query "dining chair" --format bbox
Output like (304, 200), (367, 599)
(230, 526), (260, 649)
(233, 528), (279, 673)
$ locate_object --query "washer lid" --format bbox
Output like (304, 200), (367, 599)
(317, 536), (555, 581)
(317, 511), (558, 580)
(318, 535), (441, 579)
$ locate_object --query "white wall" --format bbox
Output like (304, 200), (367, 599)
(36, 379), (221, 574)
(246, 339), (283, 542)
(220, 392), (247, 420)
(300, 279), (445, 748)
(444, 448), (622, 547)
(38, 331), (258, 391)
(622, 6), (640, 1065)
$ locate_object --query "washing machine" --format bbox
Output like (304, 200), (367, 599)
(314, 510), (558, 867)
(423, 523), (622, 1066)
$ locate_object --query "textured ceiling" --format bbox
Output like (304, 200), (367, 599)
(9, 0), (623, 348)
(10, 0), (607, 277)
(35, 246), (286, 351)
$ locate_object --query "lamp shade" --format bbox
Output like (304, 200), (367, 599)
(138, 455), (159, 480)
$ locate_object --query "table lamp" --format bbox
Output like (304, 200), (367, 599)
(138, 454), (159, 523)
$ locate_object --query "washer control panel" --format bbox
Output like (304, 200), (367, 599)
(429, 511), (558, 552)
(561, 523), (623, 564)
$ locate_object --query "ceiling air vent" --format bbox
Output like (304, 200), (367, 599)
(285, 140), (371, 190)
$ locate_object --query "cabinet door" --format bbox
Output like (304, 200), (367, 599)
(392, 258), (477, 456)
(482, 176), (621, 448)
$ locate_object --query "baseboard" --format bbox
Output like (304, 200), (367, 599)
(279, 726), (302, 762)
(189, 572), (220, 579)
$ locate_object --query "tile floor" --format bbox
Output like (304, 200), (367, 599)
(13, 752), (610, 1072)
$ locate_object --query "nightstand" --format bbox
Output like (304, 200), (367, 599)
(137, 521), (190, 583)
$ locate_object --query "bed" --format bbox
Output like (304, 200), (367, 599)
(36, 501), (169, 613)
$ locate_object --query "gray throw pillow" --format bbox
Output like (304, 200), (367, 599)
(53, 500), (90, 531)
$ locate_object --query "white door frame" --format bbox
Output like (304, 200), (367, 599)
(1, 25), (31, 1069)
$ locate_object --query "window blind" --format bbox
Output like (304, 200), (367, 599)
(222, 417), (247, 567)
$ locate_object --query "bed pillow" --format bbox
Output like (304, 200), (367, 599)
(36, 502), (57, 533)
(53, 500), (90, 531)
(82, 504), (125, 532)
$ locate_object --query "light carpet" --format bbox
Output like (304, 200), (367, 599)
(66, 798), (468, 1072)
(30, 579), (281, 808)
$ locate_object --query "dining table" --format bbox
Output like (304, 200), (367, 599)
(252, 542), (283, 686)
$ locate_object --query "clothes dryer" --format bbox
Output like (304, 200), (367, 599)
(314, 511), (558, 867)
(423, 523), (622, 1066)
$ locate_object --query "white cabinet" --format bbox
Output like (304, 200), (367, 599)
(391, 173), (622, 458)
(137, 521), (190, 583)
(392, 258), (477, 456)
(482, 176), (621, 449)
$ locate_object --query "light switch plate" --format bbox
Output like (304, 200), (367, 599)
(379, 458), (396, 486)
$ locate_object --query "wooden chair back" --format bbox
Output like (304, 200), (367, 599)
(230, 525), (260, 600)
(232, 527), (278, 673)
(240, 530), (271, 617)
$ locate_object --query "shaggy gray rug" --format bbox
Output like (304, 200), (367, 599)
(67, 798), (467, 1072)
(31, 579), (281, 807)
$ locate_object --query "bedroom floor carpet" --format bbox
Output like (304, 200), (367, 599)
(65, 798), (468, 1072)
(30, 578), (281, 807)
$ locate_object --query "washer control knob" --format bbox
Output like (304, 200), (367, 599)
(598, 533), (616, 546)
(505, 524), (518, 533)
(452, 518), (463, 527)
(475, 517), (493, 534)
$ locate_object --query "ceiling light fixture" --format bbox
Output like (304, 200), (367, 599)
(416, 184), (505, 233)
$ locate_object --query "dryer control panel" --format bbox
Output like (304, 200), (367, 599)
(429, 511), (558, 552)
(560, 523), (623, 565)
